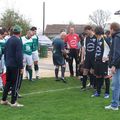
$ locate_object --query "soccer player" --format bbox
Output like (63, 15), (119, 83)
(22, 30), (33, 81)
(91, 26), (110, 98)
(30, 27), (40, 79)
(81, 25), (97, 90)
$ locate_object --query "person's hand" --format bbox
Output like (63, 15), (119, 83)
(111, 66), (116, 74)
(20, 69), (24, 74)
(102, 57), (109, 62)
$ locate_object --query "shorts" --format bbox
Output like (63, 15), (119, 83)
(94, 61), (108, 76)
(84, 57), (95, 70)
(32, 51), (39, 62)
(23, 54), (33, 66)
(53, 54), (65, 66)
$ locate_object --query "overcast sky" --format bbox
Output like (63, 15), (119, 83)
(0, 0), (120, 30)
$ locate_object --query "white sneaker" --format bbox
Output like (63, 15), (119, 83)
(0, 100), (10, 105)
(10, 102), (24, 107)
(105, 105), (119, 110)
(104, 94), (110, 99)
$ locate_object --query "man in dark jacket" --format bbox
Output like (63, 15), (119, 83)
(105, 22), (120, 110)
(0, 25), (24, 107)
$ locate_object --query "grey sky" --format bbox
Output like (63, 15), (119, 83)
(0, 0), (120, 30)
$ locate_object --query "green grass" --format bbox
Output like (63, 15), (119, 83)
(0, 77), (120, 120)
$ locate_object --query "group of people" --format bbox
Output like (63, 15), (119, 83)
(52, 22), (120, 110)
(0, 25), (40, 107)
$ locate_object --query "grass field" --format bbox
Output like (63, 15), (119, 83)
(0, 77), (120, 120)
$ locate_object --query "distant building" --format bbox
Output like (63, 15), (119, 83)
(45, 24), (86, 39)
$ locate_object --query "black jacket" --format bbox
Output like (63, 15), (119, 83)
(4, 35), (23, 69)
(109, 31), (120, 68)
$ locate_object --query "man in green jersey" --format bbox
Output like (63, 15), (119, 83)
(22, 30), (33, 81)
(30, 27), (40, 79)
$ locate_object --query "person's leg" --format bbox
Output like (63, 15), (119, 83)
(96, 77), (104, 95)
(68, 57), (74, 76)
(111, 69), (120, 107)
(55, 65), (59, 80)
(61, 65), (65, 79)
(11, 68), (21, 104)
(82, 69), (89, 89)
(105, 78), (110, 94)
(26, 55), (33, 81)
(61, 65), (67, 83)
(33, 51), (40, 79)
(74, 49), (79, 77)
(2, 67), (12, 101)
(34, 61), (39, 79)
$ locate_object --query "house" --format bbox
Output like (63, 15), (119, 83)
(45, 24), (86, 39)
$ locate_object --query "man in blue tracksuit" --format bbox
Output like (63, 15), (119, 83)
(0, 25), (24, 107)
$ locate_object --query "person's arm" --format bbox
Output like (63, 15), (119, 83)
(15, 39), (23, 70)
(111, 36), (120, 73)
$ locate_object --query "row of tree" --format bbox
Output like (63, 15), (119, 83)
(0, 9), (31, 35)
(0, 9), (111, 35)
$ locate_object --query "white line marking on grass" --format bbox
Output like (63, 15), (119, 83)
(22, 86), (80, 96)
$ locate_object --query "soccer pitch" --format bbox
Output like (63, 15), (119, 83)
(0, 77), (120, 120)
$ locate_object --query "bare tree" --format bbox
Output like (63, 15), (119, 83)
(89, 9), (111, 29)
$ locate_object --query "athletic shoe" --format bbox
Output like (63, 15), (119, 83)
(10, 102), (24, 107)
(0, 88), (3, 93)
(18, 94), (22, 98)
(81, 87), (86, 91)
(36, 76), (40, 79)
(104, 93), (110, 99)
(61, 77), (67, 83)
(105, 105), (119, 110)
(0, 100), (10, 105)
(91, 92), (100, 97)
(25, 76), (28, 79)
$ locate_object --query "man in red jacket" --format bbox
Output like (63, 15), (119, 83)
(65, 26), (80, 77)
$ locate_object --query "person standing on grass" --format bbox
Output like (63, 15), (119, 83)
(64, 26), (80, 77)
(91, 26), (110, 98)
(52, 32), (67, 83)
(30, 27), (40, 79)
(81, 25), (97, 90)
(22, 30), (33, 81)
(105, 22), (120, 111)
(0, 29), (4, 92)
(0, 25), (24, 107)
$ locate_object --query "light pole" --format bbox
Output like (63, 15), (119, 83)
(43, 1), (45, 35)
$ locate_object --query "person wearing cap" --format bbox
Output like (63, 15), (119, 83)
(0, 25), (24, 107)
(30, 27), (40, 79)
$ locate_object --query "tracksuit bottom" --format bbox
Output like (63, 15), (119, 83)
(2, 67), (22, 104)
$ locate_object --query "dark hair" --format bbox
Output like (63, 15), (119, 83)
(2, 28), (8, 33)
(30, 26), (37, 31)
(84, 25), (93, 31)
(105, 30), (110, 35)
(0, 29), (4, 35)
(110, 22), (120, 32)
(95, 26), (104, 35)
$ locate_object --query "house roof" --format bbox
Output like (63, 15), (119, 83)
(45, 24), (86, 34)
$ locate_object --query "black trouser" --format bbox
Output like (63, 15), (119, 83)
(68, 49), (79, 76)
(104, 78), (110, 94)
(96, 78), (104, 94)
(2, 67), (22, 104)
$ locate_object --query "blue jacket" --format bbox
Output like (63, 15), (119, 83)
(4, 35), (23, 69)
(110, 31), (120, 68)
